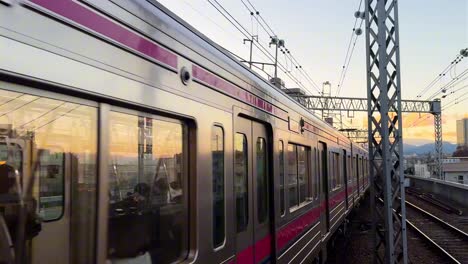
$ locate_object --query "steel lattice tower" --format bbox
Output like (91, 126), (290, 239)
(432, 99), (442, 179)
(364, 0), (408, 263)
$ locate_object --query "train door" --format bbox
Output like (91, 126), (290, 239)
(342, 150), (348, 209)
(355, 155), (360, 196)
(235, 117), (272, 264)
(318, 142), (329, 232)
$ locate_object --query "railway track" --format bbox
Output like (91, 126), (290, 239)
(405, 201), (468, 264)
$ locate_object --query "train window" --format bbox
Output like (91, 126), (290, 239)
(297, 146), (309, 203)
(107, 111), (187, 263)
(348, 156), (352, 183)
(256, 137), (268, 224)
(0, 89), (98, 262)
(333, 153), (341, 190)
(212, 126), (224, 248)
(279, 141), (285, 216)
(288, 143), (310, 210)
(38, 149), (65, 221)
(287, 144), (298, 208)
(311, 147), (318, 199)
(353, 156), (357, 178)
(235, 133), (248, 233)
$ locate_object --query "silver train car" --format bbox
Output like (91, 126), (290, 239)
(0, 1), (370, 263)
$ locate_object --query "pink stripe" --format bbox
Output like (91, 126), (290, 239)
(236, 234), (271, 264)
(254, 235), (271, 263)
(236, 245), (254, 264)
(276, 204), (322, 251)
(192, 65), (288, 120)
(29, 0), (178, 69)
(328, 190), (346, 209)
(346, 185), (354, 196)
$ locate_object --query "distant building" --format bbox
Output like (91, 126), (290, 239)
(414, 161), (431, 178)
(442, 157), (468, 185)
(456, 118), (468, 146)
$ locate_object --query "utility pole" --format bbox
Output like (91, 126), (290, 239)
(364, 0), (408, 263)
(241, 36), (284, 87)
(243, 35), (258, 69)
(270, 36), (285, 79)
(321, 81), (331, 120)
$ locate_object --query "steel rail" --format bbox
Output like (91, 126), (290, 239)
(405, 201), (468, 264)
(377, 198), (464, 263)
(404, 219), (460, 264)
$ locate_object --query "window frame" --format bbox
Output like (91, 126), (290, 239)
(38, 146), (66, 222)
(330, 152), (341, 191)
(211, 124), (225, 250)
(105, 106), (190, 263)
(287, 142), (312, 212)
(0, 82), (100, 263)
(312, 147), (319, 200)
(234, 132), (249, 233)
(256, 137), (268, 224)
(279, 140), (286, 217)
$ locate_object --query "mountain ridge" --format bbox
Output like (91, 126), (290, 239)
(403, 142), (457, 155)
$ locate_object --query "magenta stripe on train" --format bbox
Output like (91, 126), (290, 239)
(29, 0), (178, 69)
(192, 65), (289, 120)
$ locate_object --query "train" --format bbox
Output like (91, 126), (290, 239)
(0, 1), (369, 263)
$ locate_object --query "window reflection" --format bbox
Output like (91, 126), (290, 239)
(279, 141), (285, 216)
(107, 111), (186, 264)
(235, 133), (248, 233)
(298, 146), (308, 203)
(288, 144), (298, 208)
(212, 126), (224, 248)
(288, 143), (310, 209)
(256, 137), (267, 224)
(0, 89), (98, 263)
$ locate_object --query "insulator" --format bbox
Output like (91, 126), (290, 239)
(461, 48), (468, 57)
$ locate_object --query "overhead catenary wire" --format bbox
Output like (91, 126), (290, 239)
(245, 0), (275, 36)
(336, 19), (364, 96)
(426, 67), (468, 100)
(408, 86), (468, 128)
(442, 89), (468, 110)
(408, 65), (467, 127)
(415, 54), (464, 98)
(237, 0), (321, 93)
(336, 0), (364, 96)
(206, 0), (314, 94)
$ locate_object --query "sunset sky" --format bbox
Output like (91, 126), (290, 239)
(159, 0), (467, 145)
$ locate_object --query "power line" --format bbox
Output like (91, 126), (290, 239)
(415, 54), (464, 98)
(408, 86), (468, 128)
(336, 19), (364, 96)
(336, 0), (364, 96)
(442, 89), (468, 110)
(237, 0), (321, 93)
(426, 67), (468, 100)
(206, 0), (313, 93)
(245, 0), (275, 36)
(239, 0), (271, 38)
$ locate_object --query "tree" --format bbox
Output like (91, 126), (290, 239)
(452, 145), (468, 157)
